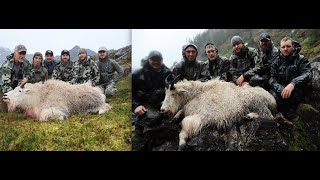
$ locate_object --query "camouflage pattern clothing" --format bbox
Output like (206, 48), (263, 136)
(28, 66), (48, 84)
(73, 56), (100, 86)
(242, 45), (279, 89)
(52, 61), (76, 83)
(97, 57), (124, 96)
(0, 54), (32, 93)
(269, 53), (312, 119)
(43, 59), (57, 79)
(172, 60), (210, 82)
(204, 55), (231, 81)
(229, 46), (258, 83)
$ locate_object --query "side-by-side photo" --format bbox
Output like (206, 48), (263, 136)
(0, 29), (131, 151)
(132, 29), (320, 151)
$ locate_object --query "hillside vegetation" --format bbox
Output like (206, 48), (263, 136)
(191, 29), (320, 61)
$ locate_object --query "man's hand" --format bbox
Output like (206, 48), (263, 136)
(281, 83), (295, 99)
(134, 105), (147, 116)
(241, 81), (249, 86)
(236, 75), (244, 86)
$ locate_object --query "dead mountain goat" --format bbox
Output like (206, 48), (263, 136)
(2, 79), (112, 121)
(160, 76), (277, 147)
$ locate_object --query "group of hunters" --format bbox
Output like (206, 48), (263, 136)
(132, 33), (313, 150)
(0, 45), (124, 112)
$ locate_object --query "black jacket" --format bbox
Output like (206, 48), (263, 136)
(172, 59), (210, 82)
(204, 55), (230, 81)
(269, 53), (312, 95)
(132, 62), (172, 111)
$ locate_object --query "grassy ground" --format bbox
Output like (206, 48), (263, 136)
(0, 76), (132, 151)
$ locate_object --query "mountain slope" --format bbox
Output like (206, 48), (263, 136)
(191, 29), (320, 61)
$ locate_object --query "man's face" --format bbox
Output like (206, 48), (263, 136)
(45, 54), (53, 62)
(280, 40), (294, 58)
(259, 39), (271, 53)
(206, 47), (217, 61)
(232, 42), (244, 55)
(98, 51), (107, 59)
(33, 56), (42, 68)
(61, 54), (70, 63)
(185, 46), (197, 61)
(79, 52), (87, 61)
(14, 51), (26, 63)
(148, 58), (163, 70)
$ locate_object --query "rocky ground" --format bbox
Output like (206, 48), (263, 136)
(108, 45), (131, 76)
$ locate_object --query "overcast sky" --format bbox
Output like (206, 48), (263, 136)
(132, 29), (206, 70)
(0, 29), (131, 55)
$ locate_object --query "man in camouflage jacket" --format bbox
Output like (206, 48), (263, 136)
(73, 48), (100, 86)
(52, 49), (76, 83)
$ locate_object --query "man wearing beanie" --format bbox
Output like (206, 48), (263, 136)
(28, 52), (48, 84)
(73, 48), (100, 86)
(96, 46), (124, 97)
(52, 49), (76, 83)
(229, 35), (259, 86)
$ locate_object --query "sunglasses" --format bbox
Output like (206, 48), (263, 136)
(98, 51), (106, 53)
(19, 51), (26, 55)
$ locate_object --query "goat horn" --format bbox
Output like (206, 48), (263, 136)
(170, 74), (181, 90)
(20, 81), (27, 89)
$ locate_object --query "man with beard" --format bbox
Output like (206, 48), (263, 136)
(203, 43), (230, 81)
(172, 43), (210, 82)
(229, 36), (259, 86)
(269, 37), (312, 120)
(239, 33), (279, 90)
(52, 49), (76, 83)
(132, 50), (172, 151)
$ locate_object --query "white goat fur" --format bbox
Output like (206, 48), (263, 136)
(160, 80), (277, 146)
(3, 80), (112, 121)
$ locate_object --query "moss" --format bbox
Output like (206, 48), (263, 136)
(297, 104), (319, 117)
(287, 118), (317, 151)
(283, 104), (319, 151)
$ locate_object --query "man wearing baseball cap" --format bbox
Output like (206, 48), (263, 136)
(43, 50), (57, 79)
(242, 32), (279, 90)
(73, 48), (100, 86)
(0, 44), (32, 112)
(132, 50), (172, 150)
(52, 49), (76, 83)
(96, 46), (124, 97)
